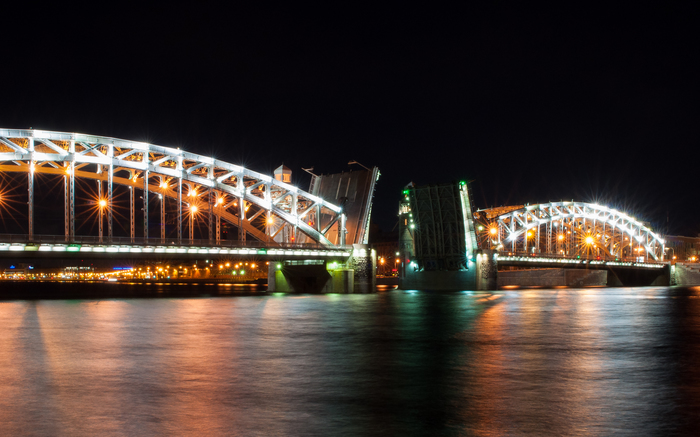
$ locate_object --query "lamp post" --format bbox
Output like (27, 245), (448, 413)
(98, 199), (106, 243)
(665, 247), (675, 264)
(190, 204), (198, 242)
(348, 160), (370, 171)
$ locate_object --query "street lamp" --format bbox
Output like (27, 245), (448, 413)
(98, 198), (107, 242)
(348, 160), (370, 171)
(189, 204), (198, 241)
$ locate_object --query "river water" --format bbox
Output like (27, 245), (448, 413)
(1, 285), (699, 436)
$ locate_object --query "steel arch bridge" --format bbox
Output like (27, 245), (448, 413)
(475, 201), (666, 262)
(0, 128), (348, 249)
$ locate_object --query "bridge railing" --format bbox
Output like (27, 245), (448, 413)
(0, 234), (349, 251)
(495, 250), (662, 264)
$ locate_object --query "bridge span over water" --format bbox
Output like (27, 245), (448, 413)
(399, 184), (670, 289)
(0, 128), (377, 293)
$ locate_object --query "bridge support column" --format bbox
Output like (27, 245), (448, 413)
(143, 171), (149, 241)
(239, 199), (246, 243)
(28, 162), (34, 241)
(350, 244), (376, 293)
(208, 189), (214, 244)
(130, 187), (135, 243)
(177, 178), (182, 243)
(267, 258), (363, 294)
(160, 193), (166, 243)
(97, 178), (103, 243)
(476, 249), (498, 291)
(64, 171), (70, 242)
(107, 161), (113, 242)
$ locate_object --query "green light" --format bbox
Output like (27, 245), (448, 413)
(403, 190), (409, 195)
(241, 270), (245, 275)
(276, 264), (282, 270)
(459, 181), (466, 185)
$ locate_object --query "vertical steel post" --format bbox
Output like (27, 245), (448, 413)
(69, 141), (75, 240)
(98, 177), (103, 243)
(107, 145), (113, 242)
(208, 189), (214, 244)
(239, 198), (246, 243)
(161, 192), (166, 243)
(208, 166), (214, 245)
(143, 171), (149, 241)
(130, 186), (135, 243)
(215, 193), (221, 244)
(189, 209), (194, 242)
(177, 178), (182, 243)
(339, 213), (347, 246)
(523, 213), (528, 254)
(292, 194), (297, 244)
(27, 137), (34, 240)
(64, 170), (69, 241)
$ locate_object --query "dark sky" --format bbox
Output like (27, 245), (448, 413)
(3, 4), (698, 235)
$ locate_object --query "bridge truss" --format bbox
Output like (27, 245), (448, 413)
(0, 128), (347, 248)
(475, 202), (666, 262)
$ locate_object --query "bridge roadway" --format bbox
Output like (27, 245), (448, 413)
(0, 234), (353, 261)
(496, 252), (666, 271)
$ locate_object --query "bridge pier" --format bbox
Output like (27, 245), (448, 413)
(266, 245), (375, 293)
(476, 250), (498, 290)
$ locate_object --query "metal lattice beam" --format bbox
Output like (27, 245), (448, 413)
(0, 128), (347, 248)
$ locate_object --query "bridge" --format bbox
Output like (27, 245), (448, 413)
(399, 184), (670, 289)
(0, 128), (377, 293)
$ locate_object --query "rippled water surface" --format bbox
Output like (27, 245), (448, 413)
(2, 286), (700, 436)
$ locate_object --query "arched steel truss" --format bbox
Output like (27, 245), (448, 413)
(479, 202), (666, 261)
(0, 128), (347, 248)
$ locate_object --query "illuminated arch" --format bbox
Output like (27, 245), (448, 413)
(0, 128), (346, 247)
(479, 201), (665, 261)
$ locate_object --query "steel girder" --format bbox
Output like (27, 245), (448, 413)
(0, 128), (346, 247)
(482, 201), (665, 261)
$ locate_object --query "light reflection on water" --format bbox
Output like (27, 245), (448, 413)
(1, 286), (699, 435)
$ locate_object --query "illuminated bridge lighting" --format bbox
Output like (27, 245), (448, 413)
(477, 201), (667, 262)
(0, 128), (349, 249)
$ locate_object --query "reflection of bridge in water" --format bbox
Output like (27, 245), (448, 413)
(0, 128), (379, 293)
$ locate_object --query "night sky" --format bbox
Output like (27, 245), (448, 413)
(3, 5), (698, 235)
